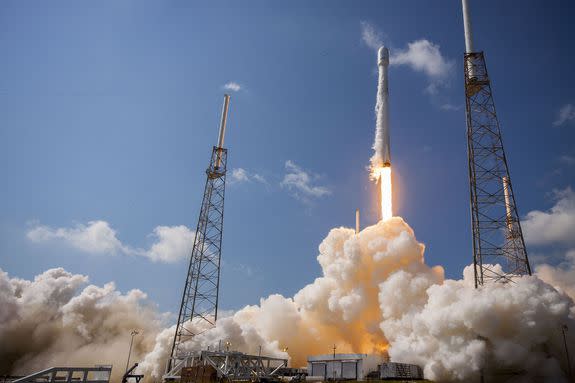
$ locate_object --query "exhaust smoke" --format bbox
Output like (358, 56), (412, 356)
(2, 218), (575, 381)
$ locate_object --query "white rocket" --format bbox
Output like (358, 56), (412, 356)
(373, 46), (391, 168)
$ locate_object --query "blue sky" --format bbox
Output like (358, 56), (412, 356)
(1, 0), (574, 316)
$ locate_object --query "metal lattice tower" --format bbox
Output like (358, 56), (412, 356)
(167, 95), (231, 373)
(462, 0), (531, 287)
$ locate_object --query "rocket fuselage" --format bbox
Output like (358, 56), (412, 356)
(376, 47), (391, 168)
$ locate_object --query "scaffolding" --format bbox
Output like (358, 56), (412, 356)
(464, 52), (532, 286)
(167, 96), (231, 376)
(165, 351), (288, 382)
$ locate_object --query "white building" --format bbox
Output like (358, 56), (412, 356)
(307, 354), (372, 381)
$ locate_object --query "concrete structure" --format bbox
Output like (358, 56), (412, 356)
(307, 354), (372, 381)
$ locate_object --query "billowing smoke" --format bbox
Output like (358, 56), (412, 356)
(0, 268), (163, 382)
(3, 218), (575, 382)
(140, 218), (575, 382)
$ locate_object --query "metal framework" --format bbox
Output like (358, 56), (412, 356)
(11, 366), (112, 383)
(464, 52), (532, 287)
(165, 351), (288, 382)
(168, 145), (228, 372)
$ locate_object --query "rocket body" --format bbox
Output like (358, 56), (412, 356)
(375, 46), (391, 168)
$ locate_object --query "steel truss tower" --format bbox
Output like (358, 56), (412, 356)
(167, 95), (231, 374)
(464, 52), (531, 286)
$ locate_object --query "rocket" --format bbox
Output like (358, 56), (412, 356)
(376, 46), (391, 168)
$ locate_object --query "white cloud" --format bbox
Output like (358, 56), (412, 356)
(559, 155), (575, 166)
(144, 225), (195, 263)
(553, 103), (575, 126)
(222, 260), (256, 277)
(522, 187), (575, 246)
(440, 103), (462, 111)
(280, 160), (331, 202)
(230, 168), (267, 185)
(223, 82), (241, 92)
(27, 221), (125, 255)
(27, 221), (194, 263)
(390, 39), (453, 80)
(360, 21), (384, 51)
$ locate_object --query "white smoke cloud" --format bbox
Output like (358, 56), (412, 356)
(223, 82), (241, 92)
(140, 218), (574, 382)
(390, 40), (453, 80)
(360, 21), (384, 51)
(359, 22), (453, 98)
(536, 249), (575, 304)
(280, 160), (331, 202)
(0, 268), (162, 382)
(230, 168), (267, 185)
(553, 103), (575, 126)
(27, 221), (194, 263)
(8, 218), (575, 382)
(381, 267), (574, 381)
(522, 187), (575, 246)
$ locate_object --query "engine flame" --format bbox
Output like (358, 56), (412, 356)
(373, 165), (392, 220)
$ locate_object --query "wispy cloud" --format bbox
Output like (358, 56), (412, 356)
(223, 82), (242, 92)
(553, 103), (575, 126)
(522, 187), (575, 246)
(222, 260), (257, 277)
(559, 155), (575, 166)
(280, 160), (331, 202)
(440, 103), (462, 111)
(230, 168), (267, 185)
(360, 21), (384, 51)
(27, 221), (194, 263)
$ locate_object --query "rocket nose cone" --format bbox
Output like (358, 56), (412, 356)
(378, 46), (389, 66)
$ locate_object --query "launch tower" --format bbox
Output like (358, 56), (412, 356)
(462, 0), (531, 287)
(166, 95), (231, 374)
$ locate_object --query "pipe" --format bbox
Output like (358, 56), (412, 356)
(355, 209), (360, 234)
(461, 0), (474, 53)
(217, 94), (230, 149)
(215, 95), (230, 169)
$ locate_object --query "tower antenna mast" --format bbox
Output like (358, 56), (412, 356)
(462, 0), (531, 287)
(166, 95), (231, 375)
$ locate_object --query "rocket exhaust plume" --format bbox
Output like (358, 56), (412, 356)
(4, 221), (575, 381)
(371, 46), (392, 220)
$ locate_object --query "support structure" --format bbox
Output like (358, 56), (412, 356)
(462, 4), (531, 286)
(12, 366), (112, 383)
(167, 95), (231, 375)
(164, 351), (288, 382)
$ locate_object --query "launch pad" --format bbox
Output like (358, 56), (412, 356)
(164, 350), (288, 382)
